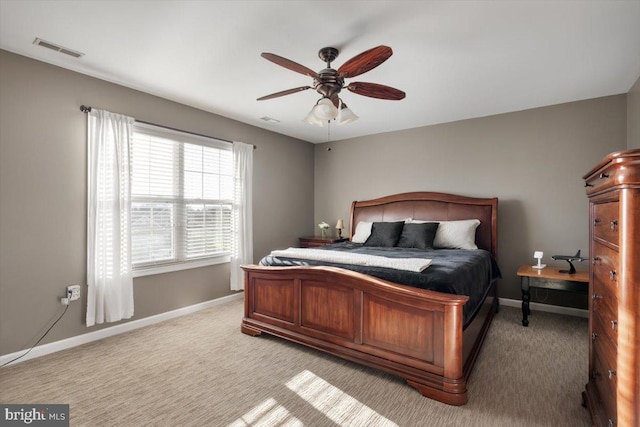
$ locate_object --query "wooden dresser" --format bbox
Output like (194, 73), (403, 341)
(582, 149), (640, 427)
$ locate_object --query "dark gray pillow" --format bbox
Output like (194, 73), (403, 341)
(363, 221), (405, 247)
(396, 222), (439, 249)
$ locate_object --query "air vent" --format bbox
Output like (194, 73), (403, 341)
(33, 38), (84, 58)
(260, 116), (280, 123)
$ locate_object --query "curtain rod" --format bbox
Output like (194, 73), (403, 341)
(80, 105), (255, 149)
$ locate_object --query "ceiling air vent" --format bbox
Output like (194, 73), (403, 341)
(33, 38), (84, 58)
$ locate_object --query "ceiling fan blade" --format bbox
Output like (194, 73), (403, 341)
(338, 46), (393, 78)
(257, 86), (312, 101)
(261, 53), (318, 78)
(347, 82), (406, 100)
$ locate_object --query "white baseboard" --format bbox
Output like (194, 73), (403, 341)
(1, 292), (244, 367)
(500, 298), (588, 318)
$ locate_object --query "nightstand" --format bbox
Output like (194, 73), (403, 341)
(299, 236), (348, 248)
(517, 265), (588, 326)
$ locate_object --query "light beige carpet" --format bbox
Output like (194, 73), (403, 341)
(0, 299), (590, 426)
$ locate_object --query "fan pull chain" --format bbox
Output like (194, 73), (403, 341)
(327, 120), (331, 142)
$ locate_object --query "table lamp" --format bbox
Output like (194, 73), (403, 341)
(335, 219), (344, 238)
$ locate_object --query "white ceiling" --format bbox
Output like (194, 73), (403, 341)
(1, 1), (639, 144)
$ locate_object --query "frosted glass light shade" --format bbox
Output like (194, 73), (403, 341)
(338, 106), (358, 125)
(303, 110), (323, 126)
(312, 98), (339, 121)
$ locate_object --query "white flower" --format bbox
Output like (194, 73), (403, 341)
(318, 221), (330, 230)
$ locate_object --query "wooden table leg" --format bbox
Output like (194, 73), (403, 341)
(521, 276), (530, 327)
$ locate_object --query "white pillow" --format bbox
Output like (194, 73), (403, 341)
(351, 219), (411, 243)
(351, 221), (373, 243)
(411, 219), (480, 250)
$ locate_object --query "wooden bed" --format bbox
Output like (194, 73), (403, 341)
(241, 192), (499, 405)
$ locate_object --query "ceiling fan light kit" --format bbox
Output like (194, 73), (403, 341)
(258, 45), (405, 127)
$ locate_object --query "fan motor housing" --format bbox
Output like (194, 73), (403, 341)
(315, 68), (343, 98)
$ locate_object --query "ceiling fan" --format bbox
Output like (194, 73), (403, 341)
(257, 45), (406, 126)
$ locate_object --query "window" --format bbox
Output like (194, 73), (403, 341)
(130, 123), (233, 275)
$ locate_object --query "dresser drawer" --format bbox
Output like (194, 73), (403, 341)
(592, 313), (618, 404)
(592, 349), (617, 425)
(584, 166), (616, 195)
(592, 241), (619, 298)
(298, 237), (347, 248)
(592, 312), (617, 365)
(592, 277), (619, 343)
(592, 202), (619, 246)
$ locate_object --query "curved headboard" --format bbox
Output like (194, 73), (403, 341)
(350, 192), (498, 258)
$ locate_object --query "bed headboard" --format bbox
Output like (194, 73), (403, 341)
(350, 192), (498, 258)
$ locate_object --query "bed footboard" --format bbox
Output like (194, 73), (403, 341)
(242, 265), (475, 405)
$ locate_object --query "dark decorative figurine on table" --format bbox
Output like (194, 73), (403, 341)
(552, 250), (586, 274)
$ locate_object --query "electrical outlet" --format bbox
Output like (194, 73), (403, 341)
(67, 285), (81, 301)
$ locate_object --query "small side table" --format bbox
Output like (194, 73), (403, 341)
(299, 236), (348, 248)
(517, 265), (588, 326)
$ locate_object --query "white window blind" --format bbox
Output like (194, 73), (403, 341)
(131, 123), (233, 273)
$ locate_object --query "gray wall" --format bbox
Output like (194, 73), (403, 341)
(0, 47), (635, 356)
(0, 50), (314, 355)
(314, 95), (627, 306)
(628, 75), (640, 149)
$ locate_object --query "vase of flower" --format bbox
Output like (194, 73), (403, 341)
(318, 221), (330, 239)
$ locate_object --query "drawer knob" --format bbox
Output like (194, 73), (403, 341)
(599, 172), (609, 179)
(584, 181), (593, 187)
(611, 320), (618, 330)
(591, 370), (599, 379)
(608, 369), (616, 379)
(591, 332), (598, 341)
(608, 419), (616, 427)
(609, 270), (616, 281)
(610, 220), (618, 231)
(592, 293), (602, 300)
(594, 218), (601, 226)
(592, 257), (600, 265)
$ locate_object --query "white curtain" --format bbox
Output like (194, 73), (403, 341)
(86, 109), (135, 326)
(230, 141), (254, 291)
